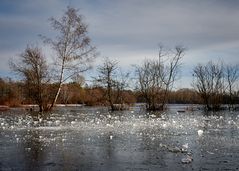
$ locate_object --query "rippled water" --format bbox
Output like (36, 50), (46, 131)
(0, 105), (239, 171)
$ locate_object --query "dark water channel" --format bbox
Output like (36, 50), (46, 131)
(0, 105), (239, 171)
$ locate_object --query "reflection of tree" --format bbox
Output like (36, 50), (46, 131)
(105, 131), (113, 160)
(23, 130), (45, 171)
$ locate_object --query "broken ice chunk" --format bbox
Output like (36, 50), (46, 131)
(181, 155), (193, 164)
(197, 130), (203, 136)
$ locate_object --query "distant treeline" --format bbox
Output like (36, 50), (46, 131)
(0, 78), (135, 107)
(1, 78), (238, 108)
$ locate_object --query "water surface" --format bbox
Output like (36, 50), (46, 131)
(0, 105), (239, 171)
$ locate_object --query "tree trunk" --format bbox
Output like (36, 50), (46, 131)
(38, 103), (43, 112)
(50, 84), (62, 109)
(50, 26), (69, 110)
(50, 60), (65, 110)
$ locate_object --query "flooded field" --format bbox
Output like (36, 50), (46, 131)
(0, 105), (239, 171)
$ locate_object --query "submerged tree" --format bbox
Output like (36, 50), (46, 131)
(135, 45), (185, 110)
(96, 58), (118, 110)
(224, 64), (239, 110)
(192, 61), (224, 111)
(114, 69), (130, 105)
(42, 7), (96, 109)
(95, 58), (130, 110)
(135, 59), (163, 110)
(10, 46), (51, 112)
(160, 46), (185, 107)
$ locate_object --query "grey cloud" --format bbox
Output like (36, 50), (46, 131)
(0, 0), (239, 87)
(88, 0), (239, 50)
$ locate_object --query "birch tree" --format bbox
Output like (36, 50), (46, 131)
(42, 7), (96, 109)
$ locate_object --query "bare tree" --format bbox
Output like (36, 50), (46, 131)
(60, 85), (70, 104)
(114, 69), (130, 105)
(95, 58), (118, 110)
(135, 59), (163, 110)
(42, 7), (96, 109)
(225, 64), (239, 110)
(135, 45), (184, 110)
(192, 61), (224, 111)
(95, 58), (129, 110)
(161, 46), (185, 107)
(10, 46), (50, 112)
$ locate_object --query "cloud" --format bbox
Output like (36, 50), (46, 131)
(84, 0), (239, 48)
(1, 0), (239, 88)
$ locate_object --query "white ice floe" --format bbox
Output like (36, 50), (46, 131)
(150, 114), (157, 118)
(47, 121), (53, 125)
(181, 155), (193, 164)
(197, 129), (203, 136)
(106, 124), (113, 127)
(182, 143), (188, 149)
(55, 120), (61, 125)
(71, 121), (77, 125)
(168, 146), (181, 153)
(206, 151), (214, 155)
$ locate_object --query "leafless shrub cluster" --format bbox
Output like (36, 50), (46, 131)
(192, 61), (239, 111)
(135, 46), (185, 110)
(94, 58), (130, 110)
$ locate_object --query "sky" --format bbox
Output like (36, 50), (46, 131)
(1, 0), (239, 88)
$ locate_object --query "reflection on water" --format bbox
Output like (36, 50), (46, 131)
(0, 105), (239, 171)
